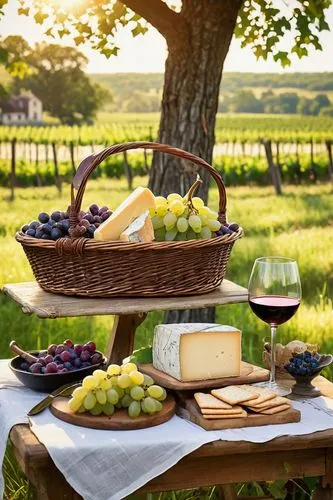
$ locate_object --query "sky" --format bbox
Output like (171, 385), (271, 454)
(1, 0), (333, 74)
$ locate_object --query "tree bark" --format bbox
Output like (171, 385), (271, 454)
(149, 0), (241, 201)
(148, 0), (241, 324)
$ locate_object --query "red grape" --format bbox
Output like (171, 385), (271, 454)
(44, 354), (54, 364)
(30, 363), (43, 373)
(91, 352), (103, 365)
(86, 341), (96, 353)
(47, 344), (57, 355)
(45, 362), (58, 373)
(80, 351), (90, 362)
(55, 345), (65, 354)
(60, 351), (71, 362)
(74, 344), (83, 355)
(64, 339), (74, 349)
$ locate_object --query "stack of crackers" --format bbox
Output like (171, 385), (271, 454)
(194, 385), (291, 419)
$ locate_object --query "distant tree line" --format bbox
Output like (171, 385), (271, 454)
(219, 90), (333, 116)
(91, 72), (333, 115)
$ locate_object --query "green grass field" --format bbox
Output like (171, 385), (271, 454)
(1, 179), (333, 498)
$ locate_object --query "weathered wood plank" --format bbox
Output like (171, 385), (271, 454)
(106, 313), (147, 364)
(138, 449), (325, 492)
(2, 280), (248, 318)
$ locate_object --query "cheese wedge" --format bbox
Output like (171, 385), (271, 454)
(94, 187), (156, 241)
(120, 211), (154, 243)
(153, 323), (241, 382)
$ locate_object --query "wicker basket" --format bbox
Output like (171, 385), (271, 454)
(16, 142), (243, 297)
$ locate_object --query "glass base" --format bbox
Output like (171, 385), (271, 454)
(253, 381), (291, 397)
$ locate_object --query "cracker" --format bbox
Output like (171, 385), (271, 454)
(238, 385), (277, 405)
(247, 396), (291, 410)
(202, 409), (247, 420)
(201, 406), (243, 415)
(194, 392), (232, 409)
(211, 386), (257, 406)
(249, 404), (290, 414)
(260, 404), (290, 415)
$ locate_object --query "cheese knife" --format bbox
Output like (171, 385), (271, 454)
(27, 382), (80, 416)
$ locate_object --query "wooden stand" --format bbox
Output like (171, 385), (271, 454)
(2, 279), (248, 365)
(3, 280), (333, 499)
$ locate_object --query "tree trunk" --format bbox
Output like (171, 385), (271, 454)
(148, 0), (241, 324)
(149, 0), (241, 201)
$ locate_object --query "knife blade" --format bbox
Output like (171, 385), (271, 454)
(28, 382), (80, 416)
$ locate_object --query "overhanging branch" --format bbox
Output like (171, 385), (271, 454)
(120, 0), (186, 40)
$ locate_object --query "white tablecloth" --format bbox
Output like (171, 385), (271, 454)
(1, 359), (333, 500)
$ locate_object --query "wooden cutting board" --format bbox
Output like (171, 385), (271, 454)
(50, 395), (176, 430)
(176, 392), (301, 431)
(139, 362), (269, 391)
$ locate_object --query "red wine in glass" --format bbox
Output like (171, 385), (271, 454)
(249, 295), (300, 326)
(248, 257), (302, 393)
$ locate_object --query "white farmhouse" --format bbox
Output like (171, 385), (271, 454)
(0, 92), (43, 125)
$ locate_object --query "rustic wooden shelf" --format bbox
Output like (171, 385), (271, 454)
(2, 279), (248, 319)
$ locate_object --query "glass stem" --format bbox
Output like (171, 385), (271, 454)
(270, 325), (277, 385)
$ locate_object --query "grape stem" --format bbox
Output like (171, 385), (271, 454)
(185, 175), (203, 213)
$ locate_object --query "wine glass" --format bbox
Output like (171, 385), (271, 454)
(248, 257), (302, 394)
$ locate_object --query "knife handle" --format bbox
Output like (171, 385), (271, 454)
(10, 341), (39, 364)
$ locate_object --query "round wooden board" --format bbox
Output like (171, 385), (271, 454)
(138, 361), (261, 390)
(50, 395), (176, 430)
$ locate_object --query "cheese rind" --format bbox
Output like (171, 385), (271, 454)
(153, 323), (241, 382)
(119, 211), (154, 243)
(94, 187), (156, 241)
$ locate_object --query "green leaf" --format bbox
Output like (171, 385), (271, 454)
(6, 60), (32, 79)
(291, 45), (309, 58)
(58, 28), (70, 38)
(0, 47), (8, 64)
(101, 46), (119, 58)
(132, 25), (148, 37)
(267, 479), (287, 499)
(319, 17), (330, 31)
(45, 27), (54, 37)
(34, 10), (48, 24)
(273, 51), (291, 68)
(18, 6), (29, 15)
(74, 35), (85, 46)
(128, 346), (153, 365)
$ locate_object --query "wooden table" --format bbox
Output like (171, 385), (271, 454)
(3, 281), (333, 499)
(8, 375), (333, 500)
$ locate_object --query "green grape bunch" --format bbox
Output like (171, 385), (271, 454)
(150, 177), (222, 242)
(68, 362), (167, 419)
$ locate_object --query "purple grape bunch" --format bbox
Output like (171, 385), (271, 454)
(21, 339), (104, 374)
(21, 204), (111, 241)
(216, 222), (239, 237)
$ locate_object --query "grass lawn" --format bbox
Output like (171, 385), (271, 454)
(0, 178), (332, 498)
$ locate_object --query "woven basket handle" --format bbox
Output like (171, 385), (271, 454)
(71, 142), (227, 224)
